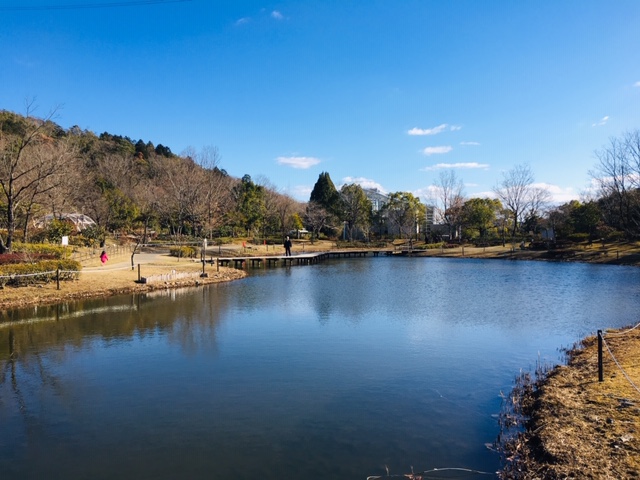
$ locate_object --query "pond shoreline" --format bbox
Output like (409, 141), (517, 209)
(3, 241), (640, 312)
(2, 242), (640, 477)
(497, 327), (640, 479)
(0, 257), (247, 311)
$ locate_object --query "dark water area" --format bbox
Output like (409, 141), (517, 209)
(1, 257), (639, 479)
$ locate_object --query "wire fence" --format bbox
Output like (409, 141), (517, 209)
(70, 244), (133, 262)
(598, 323), (640, 396)
(0, 268), (81, 289)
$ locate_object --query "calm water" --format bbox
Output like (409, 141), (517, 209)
(1, 257), (639, 479)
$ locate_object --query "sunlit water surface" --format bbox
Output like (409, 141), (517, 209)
(1, 257), (639, 479)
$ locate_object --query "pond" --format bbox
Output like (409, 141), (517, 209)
(1, 257), (639, 479)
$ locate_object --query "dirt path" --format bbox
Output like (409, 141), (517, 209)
(0, 249), (246, 310)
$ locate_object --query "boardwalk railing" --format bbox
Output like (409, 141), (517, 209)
(138, 270), (206, 284)
(215, 250), (382, 269)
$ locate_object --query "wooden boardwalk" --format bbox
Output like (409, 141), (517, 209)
(214, 250), (385, 269)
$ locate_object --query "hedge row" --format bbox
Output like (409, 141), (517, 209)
(12, 242), (73, 259)
(419, 242), (447, 249)
(169, 246), (198, 258)
(0, 259), (81, 287)
(0, 252), (57, 265)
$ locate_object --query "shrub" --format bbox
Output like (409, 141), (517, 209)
(12, 242), (73, 259)
(0, 259), (81, 287)
(567, 233), (589, 243)
(46, 218), (74, 243)
(605, 230), (626, 242)
(81, 225), (105, 247)
(169, 246), (198, 258)
(422, 242), (446, 249)
(0, 252), (57, 265)
(214, 237), (234, 245)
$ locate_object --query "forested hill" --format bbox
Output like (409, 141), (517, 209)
(0, 108), (304, 252)
(3, 108), (640, 256)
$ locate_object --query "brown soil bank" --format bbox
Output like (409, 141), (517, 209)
(0, 250), (246, 311)
(499, 327), (640, 479)
(415, 241), (640, 267)
(3, 240), (640, 478)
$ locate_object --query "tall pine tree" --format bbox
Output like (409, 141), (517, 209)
(309, 172), (341, 215)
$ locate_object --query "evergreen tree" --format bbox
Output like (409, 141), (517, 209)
(310, 172), (341, 215)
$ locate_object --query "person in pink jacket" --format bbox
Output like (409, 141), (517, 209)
(100, 250), (108, 266)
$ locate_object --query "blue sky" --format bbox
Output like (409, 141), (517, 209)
(2, 0), (640, 204)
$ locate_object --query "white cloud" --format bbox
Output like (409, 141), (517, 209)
(412, 185), (440, 202)
(634, 81), (640, 87)
(236, 10), (284, 26)
(408, 123), (460, 136)
(422, 146), (453, 156)
(276, 156), (321, 169)
(460, 141), (480, 146)
(340, 176), (387, 193)
(476, 190), (499, 199)
(533, 183), (578, 204)
(421, 162), (489, 171)
(292, 185), (312, 200)
(592, 115), (609, 127)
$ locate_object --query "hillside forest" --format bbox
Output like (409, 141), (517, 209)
(1, 106), (640, 253)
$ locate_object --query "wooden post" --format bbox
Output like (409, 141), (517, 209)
(597, 330), (603, 382)
(138, 264), (141, 282)
(56, 269), (60, 290)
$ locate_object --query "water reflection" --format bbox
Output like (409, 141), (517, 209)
(2, 258), (640, 479)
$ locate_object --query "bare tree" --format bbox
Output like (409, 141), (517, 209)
(589, 131), (640, 235)
(433, 170), (465, 240)
(493, 164), (550, 239)
(340, 183), (372, 241)
(273, 192), (300, 238)
(0, 104), (77, 252)
(623, 130), (640, 188)
(305, 201), (331, 242)
(186, 146), (230, 239)
(255, 176), (287, 238)
(21, 140), (79, 242)
(154, 155), (206, 242)
(382, 192), (423, 239)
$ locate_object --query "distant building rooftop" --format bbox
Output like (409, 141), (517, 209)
(34, 213), (97, 232)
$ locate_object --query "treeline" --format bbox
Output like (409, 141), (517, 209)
(431, 130), (640, 246)
(0, 107), (305, 252)
(309, 131), (640, 247)
(1, 105), (639, 252)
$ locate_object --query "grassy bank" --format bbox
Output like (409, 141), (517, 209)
(0, 248), (246, 311)
(2, 239), (640, 478)
(498, 327), (640, 478)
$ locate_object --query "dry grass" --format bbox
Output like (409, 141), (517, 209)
(4, 239), (640, 311)
(4, 239), (640, 478)
(500, 328), (640, 479)
(417, 241), (640, 266)
(0, 248), (246, 310)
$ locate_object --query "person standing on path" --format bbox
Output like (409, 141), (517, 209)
(100, 250), (109, 266)
(284, 236), (292, 256)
